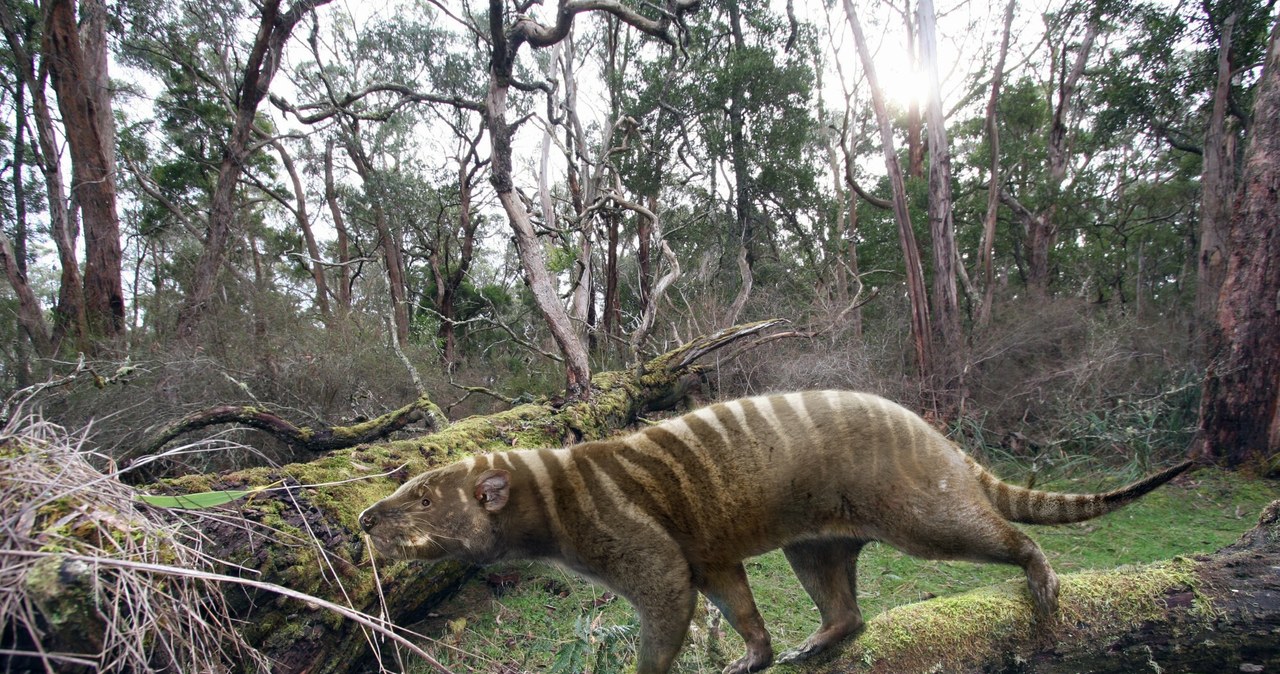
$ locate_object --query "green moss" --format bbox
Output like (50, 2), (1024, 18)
(25, 555), (102, 640)
(809, 557), (1204, 673)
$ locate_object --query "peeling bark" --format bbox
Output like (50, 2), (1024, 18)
(43, 0), (124, 341)
(1197, 17), (1280, 469)
(918, 0), (962, 409)
(1196, 9), (1240, 336)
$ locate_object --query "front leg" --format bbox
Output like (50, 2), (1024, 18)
(585, 534), (697, 674)
(696, 564), (773, 674)
(634, 585), (697, 674)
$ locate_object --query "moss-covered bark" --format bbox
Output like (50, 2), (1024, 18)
(786, 499), (1280, 674)
(17, 319), (783, 674)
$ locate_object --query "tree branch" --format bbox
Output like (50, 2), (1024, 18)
(123, 396), (450, 477)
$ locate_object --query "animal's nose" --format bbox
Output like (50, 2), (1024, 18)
(359, 509), (378, 533)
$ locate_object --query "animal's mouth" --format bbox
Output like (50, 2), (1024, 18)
(366, 526), (445, 562)
(364, 531), (410, 560)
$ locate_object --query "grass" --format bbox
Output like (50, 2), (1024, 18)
(407, 467), (1279, 674)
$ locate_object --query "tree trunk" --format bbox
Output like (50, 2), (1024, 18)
(346, 131), (411, 345)
(1197, 17), (1280, 469)
(431, 141), (482, 367)
(726, 2), (758, 276)
(791, 500), (1280, 673)
(638, 196), (655, 313)
(0, 75), (55, 357)
(43, 0), (124, 341)
(1195, 9), (1239, 338)
(1, 1), (86, 351)
(11, 321), (783, 674)
(177, 0), (333, 340)
(901, 1), (924, 179)
(323, 140), (353, 315)
(0, 232), (53, 356)
(1021, 17), (1098, 299)
(845, 0), (932, 380)
(10, 77), (27, 277)
(485, 7), (591, 396)
(918, 0), (962, 410)
(604, 211), (621, 337)
(275, 140), (332, 321)
(977, 0), (1016, 328)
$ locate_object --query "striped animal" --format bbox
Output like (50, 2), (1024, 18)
(359, 390), (1192, 674)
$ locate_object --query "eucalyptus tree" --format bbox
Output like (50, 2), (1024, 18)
(1092, 0), (1277, 330)
(1198, 15), (1280, 468)
(975, 0), (1017, 328)
(844, 0), (932, 379)
(119, 0), (292, 340)
(43, 0), (124, 341)
(994, 0), (1102, 300)
(279, 5), (490, 348)
(480, 0), (700, 397)
(918, 0), (961, 403)
(156, 0), (333, 340)
(677, 0), (821, 319)
(0, 0), (114, 352)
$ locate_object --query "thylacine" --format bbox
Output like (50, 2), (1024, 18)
(360, 390), (1193, 674)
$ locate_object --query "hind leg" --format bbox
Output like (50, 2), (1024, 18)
(777, 539), (866, 663)
(886, 509), (1059, 620)
(695, 564), (773, 674)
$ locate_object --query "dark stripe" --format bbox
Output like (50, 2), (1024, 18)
(614, 443), (705, 538)
(645, 426), (720, 496)
(535, 448), (589, 534)
(995, 483), (1012, 516)
(684, 413), (728, 457)
(507, 452), (559, 538)
(739, 398), (784, 462)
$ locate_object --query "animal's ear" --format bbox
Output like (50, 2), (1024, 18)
(474, 469), (510, 512)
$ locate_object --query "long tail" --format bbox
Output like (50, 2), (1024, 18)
(966, 458), (1196, 525)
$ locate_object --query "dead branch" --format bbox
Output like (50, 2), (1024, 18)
(122, 396), (449, 477)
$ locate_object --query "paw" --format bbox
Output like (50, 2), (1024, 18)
(776, 641), (821, 665)
(721, 647), (772, 674)
(777, 618), (864, 664)
(1030, 568), (1060, 621)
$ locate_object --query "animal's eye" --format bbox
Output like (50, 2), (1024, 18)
(421, 497), (432, 508)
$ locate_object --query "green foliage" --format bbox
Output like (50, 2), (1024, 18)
(136, 487), (265, 509)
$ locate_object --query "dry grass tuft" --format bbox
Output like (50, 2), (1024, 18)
(0, 405), (270, 672)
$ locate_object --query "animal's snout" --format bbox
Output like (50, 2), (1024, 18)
(358, 508), (379, 533)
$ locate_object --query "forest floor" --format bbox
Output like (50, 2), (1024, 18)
(404, 467), (1279, 674)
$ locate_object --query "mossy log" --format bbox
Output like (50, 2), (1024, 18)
(12, 320), (783, 674)
(787, 499), (1280, 674)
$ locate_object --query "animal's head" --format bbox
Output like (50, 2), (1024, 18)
(358, 460), (510, 563)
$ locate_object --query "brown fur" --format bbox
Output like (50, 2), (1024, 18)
(360, 391), (1192, 674)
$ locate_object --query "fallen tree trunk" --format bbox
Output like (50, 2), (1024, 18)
(795, 498), (1280, 674)
(4, 320), (782, 674)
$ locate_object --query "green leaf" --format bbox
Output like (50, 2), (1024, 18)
(136, 489), (262, 509)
